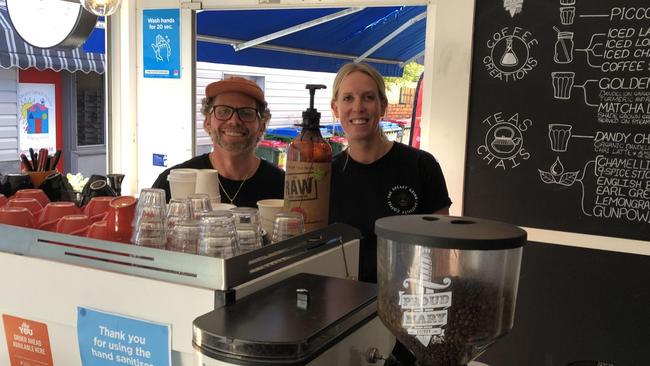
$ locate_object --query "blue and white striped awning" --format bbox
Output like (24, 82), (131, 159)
(0, 4), (105, 74)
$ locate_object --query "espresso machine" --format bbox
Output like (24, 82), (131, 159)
(192, 215), (525, 366)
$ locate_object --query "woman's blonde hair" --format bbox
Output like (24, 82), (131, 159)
(331, 62), (388, 107)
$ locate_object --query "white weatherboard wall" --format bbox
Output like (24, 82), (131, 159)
(195, 62), (336, 151)
(0, 68), (18, 165)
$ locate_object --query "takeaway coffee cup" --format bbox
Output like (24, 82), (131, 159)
(195, 169), (221, 201)
(167, 169), (198, 200)
(256, 199), (285, 235)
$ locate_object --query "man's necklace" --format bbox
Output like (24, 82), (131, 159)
(218, 168), (253, 205)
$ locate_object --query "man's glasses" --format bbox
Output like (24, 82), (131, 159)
(210, 105), (260, 123)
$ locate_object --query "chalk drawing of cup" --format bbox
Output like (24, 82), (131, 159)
(560, 6), (576, 25)
(551, 72), (574, 99)
(490, 126), (521, 154)
(548, 124), (572, 152)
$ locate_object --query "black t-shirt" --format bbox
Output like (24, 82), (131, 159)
(151, 153), (285, 207)
(329, 142), (452, 283)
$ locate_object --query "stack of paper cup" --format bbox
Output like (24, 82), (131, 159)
(195, 169), (221, 206)
(256, 199), (285, 235)
(167, 169), (198, 199)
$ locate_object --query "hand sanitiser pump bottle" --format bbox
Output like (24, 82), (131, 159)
(284, 85), (332, 232)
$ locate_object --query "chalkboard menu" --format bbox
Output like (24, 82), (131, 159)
(464, 0), (650, 241)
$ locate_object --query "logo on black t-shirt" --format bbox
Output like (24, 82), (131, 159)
(387, 185), (418, 214)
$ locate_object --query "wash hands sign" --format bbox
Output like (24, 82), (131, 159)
(143, 9), (181, 79)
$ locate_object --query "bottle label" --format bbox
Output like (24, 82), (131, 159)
(284, 161), (331, 231)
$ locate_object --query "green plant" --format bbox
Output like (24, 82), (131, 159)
(384, 62), (424, 91)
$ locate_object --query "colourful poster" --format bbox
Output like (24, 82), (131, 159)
(18, 83), (57, 156)
(2, 314), (54, 366)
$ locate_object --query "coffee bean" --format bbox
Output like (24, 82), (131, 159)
(378, 276), (514, 366)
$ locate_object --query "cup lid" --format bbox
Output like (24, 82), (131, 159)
(256, 198), (284, 207)
(167, 175), (196, 183)
(169, 168), (199, 179)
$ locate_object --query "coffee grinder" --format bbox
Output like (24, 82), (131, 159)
(374, 215), (526, 366)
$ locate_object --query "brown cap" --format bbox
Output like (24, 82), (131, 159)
(205, 77), (265, 104)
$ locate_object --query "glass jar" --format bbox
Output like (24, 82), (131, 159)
(554, 31), (574, 64)
(375, 215), (526, 366)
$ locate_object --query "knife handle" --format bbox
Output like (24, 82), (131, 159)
(37, 149), (48, 171)
(51, 150), (62, 171)
(29, 148), (37, 164)
(20, 153), (33, 171)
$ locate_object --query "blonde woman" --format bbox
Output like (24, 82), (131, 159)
(329, 62), (451, 284)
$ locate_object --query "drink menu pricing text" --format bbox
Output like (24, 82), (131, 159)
(465, 0), (650, 241)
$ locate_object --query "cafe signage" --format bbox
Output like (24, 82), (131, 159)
(142, 9), (181, 79)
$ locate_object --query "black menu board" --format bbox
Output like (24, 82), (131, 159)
(464, 0), (650, 241)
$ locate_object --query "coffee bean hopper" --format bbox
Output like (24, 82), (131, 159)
(375, 215), (526, 366)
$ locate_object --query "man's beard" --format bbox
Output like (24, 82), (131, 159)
(210, 128), (258, 154)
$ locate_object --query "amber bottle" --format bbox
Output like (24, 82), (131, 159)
(284, 85), (332, 232)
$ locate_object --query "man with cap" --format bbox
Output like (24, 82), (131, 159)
(152, 77), (284, 207)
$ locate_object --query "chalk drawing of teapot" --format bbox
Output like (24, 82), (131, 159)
(490, 125), (521, 154)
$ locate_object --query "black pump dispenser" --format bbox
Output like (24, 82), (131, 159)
(284, 83), (332, 232)
(301, 84), (326, 130)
